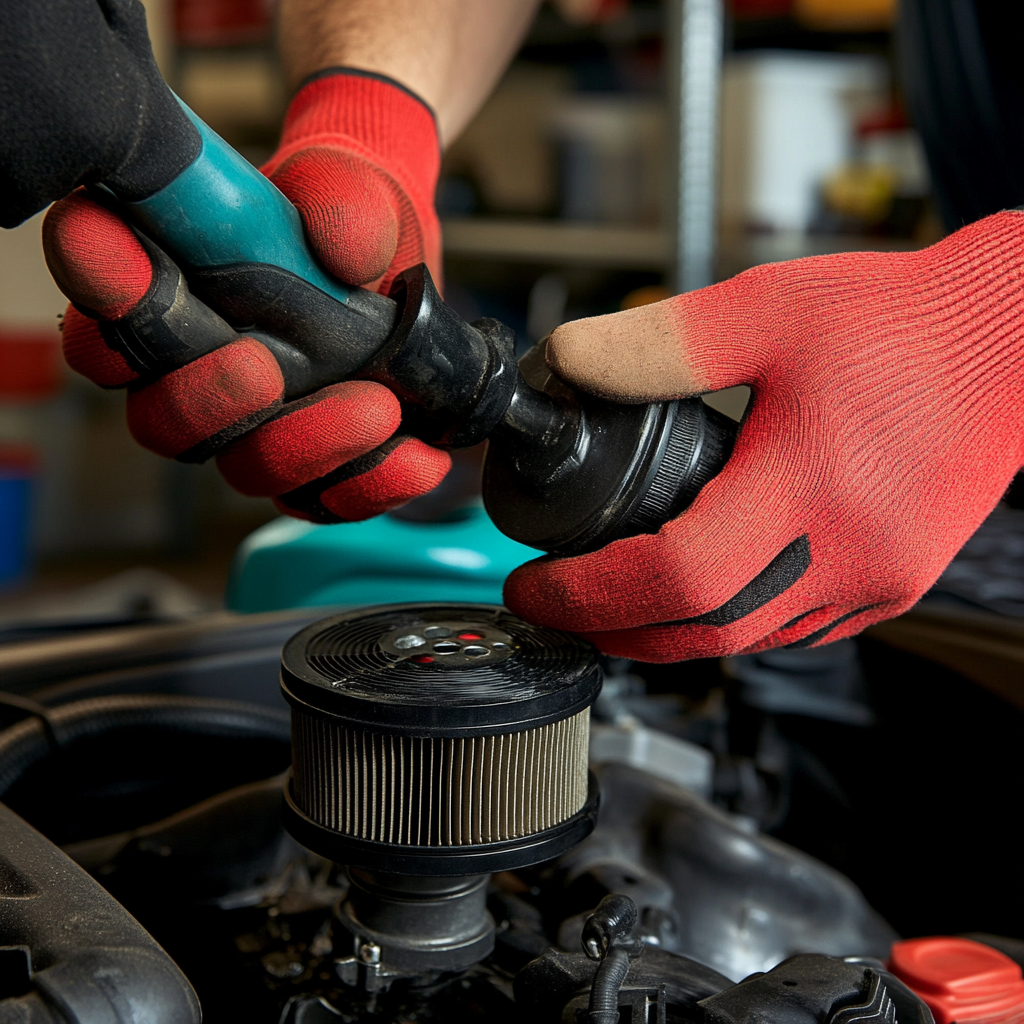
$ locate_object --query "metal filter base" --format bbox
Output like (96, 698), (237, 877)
(334, 871), (495, 985)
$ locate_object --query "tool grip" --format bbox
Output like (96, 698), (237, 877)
(126, 101), (352, 305)
(101, 99), (401, 405)
(103, 104), (515, 455)
(97, 100), (734, 550)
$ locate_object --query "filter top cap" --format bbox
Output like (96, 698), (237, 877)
(281, 603), (602, 737)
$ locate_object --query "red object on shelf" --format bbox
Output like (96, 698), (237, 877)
(553, 0), (630, 25)
(175, 0), (275, 47)
(0, 444), (37, 475)
(858, 103), (911, 137)
(0, 329), (62, 400)
(728, 0), (795, 17)
(890, 938), (1024, 1024)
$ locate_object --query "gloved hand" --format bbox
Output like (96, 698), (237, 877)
(0, 0), (199, 228)
(504, 212), (1024, 661)
(43, 70), (450, 521)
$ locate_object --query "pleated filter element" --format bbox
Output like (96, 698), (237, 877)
(291, 709), (590, 847)
(280, 604), (602, 871)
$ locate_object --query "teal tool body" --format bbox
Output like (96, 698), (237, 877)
(128, 105), (352, 305)
(228, 509), (537, 613)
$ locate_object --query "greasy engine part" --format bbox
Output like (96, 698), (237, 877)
(696, 953), (932, 1024)
(696, 954), (933, 1024)
(516, 939), (732, 1024)
(515, 892), (735, 1024)
(0, 802), (200, 1024)
(0, 755), (938, 1024)
(580, 894), (645, 1023)
(0, 694), (290, 844)
(516, 895), (931, 1024)
(4, 609), (1018, 1023)
(279, 603), (602, 985)
(556, 761), (897, 982)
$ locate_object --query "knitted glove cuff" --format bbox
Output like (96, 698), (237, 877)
(265, 68), (441, 221)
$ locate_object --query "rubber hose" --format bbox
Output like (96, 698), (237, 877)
(588, 949), (630, 1024)
(0, 694), (290, 798)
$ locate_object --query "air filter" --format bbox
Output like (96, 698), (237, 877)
(280, 603), (601, 876)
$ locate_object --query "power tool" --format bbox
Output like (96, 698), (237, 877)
(108, 105), (736, 555)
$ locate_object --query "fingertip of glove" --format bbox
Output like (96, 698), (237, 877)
(317, 438), (451, 521)
(546, 301), (705, 404)
(43, 189), (153, 318)
(502, 554), (584, 630)
(270, 148), (399, 286)
(61, 304), (138, 387)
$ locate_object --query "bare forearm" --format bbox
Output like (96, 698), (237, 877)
(278, 0), (540, 144)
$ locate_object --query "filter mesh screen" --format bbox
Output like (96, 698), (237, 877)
(291, 709), (590, 846)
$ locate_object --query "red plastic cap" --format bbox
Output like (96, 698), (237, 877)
(890, 937), (1024, 1024)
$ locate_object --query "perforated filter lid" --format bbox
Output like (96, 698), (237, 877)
(280, 603), (602, 737)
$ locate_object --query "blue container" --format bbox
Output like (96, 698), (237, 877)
(0, 468), (32, 587)
(226, 506), (539, 613)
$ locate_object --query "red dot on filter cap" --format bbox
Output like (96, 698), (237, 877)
(411, 655), (434, 663)
(889, 937), (1024, 1024)
(458, 632), (484, 641)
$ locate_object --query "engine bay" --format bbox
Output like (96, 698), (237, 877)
(1, 600), (1023, 1024)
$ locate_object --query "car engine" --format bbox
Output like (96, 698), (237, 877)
(1, 598), (1023, 1024)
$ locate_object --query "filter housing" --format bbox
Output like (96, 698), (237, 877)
(280, 603), (601, 875)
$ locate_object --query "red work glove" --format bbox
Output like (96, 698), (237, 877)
(43, 70), (449, 522)
(504, 212), (1024, 662)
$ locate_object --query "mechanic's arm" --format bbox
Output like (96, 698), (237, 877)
(44, 0), (539, 523)
(504, 212), (1024, 660)
(278, 0), (539, 143)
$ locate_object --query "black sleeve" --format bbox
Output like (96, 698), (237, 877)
(899, 0), (1024, 229)
(0, 0), (200, 228)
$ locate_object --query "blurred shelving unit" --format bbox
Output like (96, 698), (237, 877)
(443, 217), (922, 275)
(150, 0), (924, 290)
(439, 0), (925, 293)
(443, 218), (670, 270)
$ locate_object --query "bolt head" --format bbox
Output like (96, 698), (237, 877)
(359, 942), (381, 964)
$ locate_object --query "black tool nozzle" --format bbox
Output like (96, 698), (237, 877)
(368, 265), (737, 556)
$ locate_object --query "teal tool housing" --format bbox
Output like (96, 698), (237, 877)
(128, 103), (352, 302)
(227, 507), (538, 613)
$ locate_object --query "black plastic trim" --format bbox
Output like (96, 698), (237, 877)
(0, 803), (201, 1023)
(282, 771), (599, 875)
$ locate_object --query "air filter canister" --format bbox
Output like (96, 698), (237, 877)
(280, 603), (601, 876)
